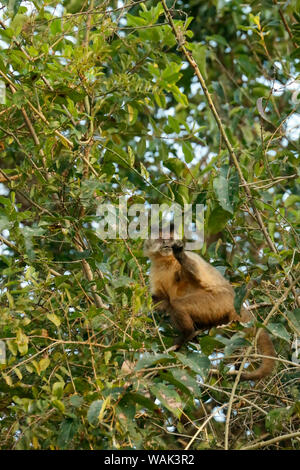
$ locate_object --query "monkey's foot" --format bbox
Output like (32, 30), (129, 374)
(165, 345), (179, 353)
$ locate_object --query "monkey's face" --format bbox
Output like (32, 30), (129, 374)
(158, 238), (173, 256)
(144, 237), (181, 258)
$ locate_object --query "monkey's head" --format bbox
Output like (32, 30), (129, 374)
(144, 223), (184, 259)
(144, 238), (174, 258)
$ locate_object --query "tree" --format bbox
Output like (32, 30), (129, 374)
(0, 0), (299, 450)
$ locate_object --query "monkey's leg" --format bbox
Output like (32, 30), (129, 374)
(169, 308), (197, 349)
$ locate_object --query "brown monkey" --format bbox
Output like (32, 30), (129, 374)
(144, 231), (275, 381)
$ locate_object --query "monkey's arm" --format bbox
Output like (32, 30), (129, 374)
(171, 241), (201, 283)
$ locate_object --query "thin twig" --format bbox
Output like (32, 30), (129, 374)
(185, 403), (228, 450)
(240, 430), (300, 450)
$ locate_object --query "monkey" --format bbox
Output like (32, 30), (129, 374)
(144, 228), (276, 381)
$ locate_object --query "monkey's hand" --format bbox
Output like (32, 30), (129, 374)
(171, 240), (184, 261)
(151, 294), (169, 313)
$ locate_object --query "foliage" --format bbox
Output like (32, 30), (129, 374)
(0, 0), (299, 450)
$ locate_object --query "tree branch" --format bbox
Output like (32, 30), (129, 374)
(240, 431), (300, 450)
(161, 0), (299, 308)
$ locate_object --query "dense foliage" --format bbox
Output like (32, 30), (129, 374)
(0, 0), (299, 450)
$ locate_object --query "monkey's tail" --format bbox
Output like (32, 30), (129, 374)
(240, 328), (276, 381)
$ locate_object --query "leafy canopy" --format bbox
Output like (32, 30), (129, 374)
(0, 0), (299, 450)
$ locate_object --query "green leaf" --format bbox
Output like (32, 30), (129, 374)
(265, 407), (293, 434)
(126, 13), (147, 27)
(213, 173), (234, 214)
(127, 104), (138, 125)
(16, 329), (28, 355)
(126, 392), (158, 411)
(207, 206), (231, 234)
(52, 399), (65, 413)
(70, 249), (91, 260)
(39, 357), (50, 372)
(170, 368), (202, 397)
(7, 340), (18, 356)
(284, 195), (300, 208)
(176, 352), (210, 378)
(10, 13), (27, 36)
(87, 400), (103, 425)
(7, 0), (22, 16)
(236, 55), (257, 76)
(150, 383), (183, 419)
(206, 34), (228, 47)
(168, 115), (180, 133)
(190, 43), (207, 79)
(234, 286), (247, 315)
(199, 336), (224, 356)
(57, 418), (79, 449)
(69, 395), (84, 408)
(52, 381), (64, 399)
(128, 146), (135, 167)
(223, 335), (249, 357)
(266, 323), (291, 342)
(227, 168), (240, 208)
(3, 374), (13, 387)
(140, 162), (149, 180)
(162, 62), (181, 82)
(153, 92), (166, 108)
(116, 399), (136, 423)
(164, 157), (185, 177)
(159, 141), (169, 160)
(14, 367), (22, 380)
(104, 143), (133, 169)
(50, 18), (62, 35)
(47, 313), (61, 327)
(287, 309), (300, 334)
(172, 87), (188, 107)
(182, 141), (194, 163)
(135, 353), (173, 370)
